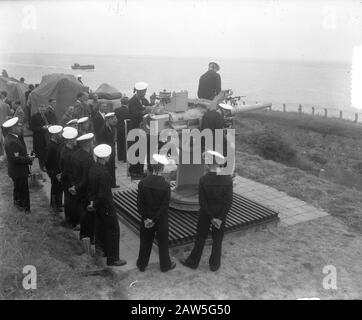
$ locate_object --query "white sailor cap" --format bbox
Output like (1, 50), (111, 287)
(48, 125), (63, 134)
(76, 132), (94, 142)
(218, 103), (233, 111)
(152, 153), (169, 165)
(77, 117), (89, 124)
(93, 144), (112, 158)
(204, 150), (225, 164)
(77, 74), (82, 78)
(2, 117), (19, 128)
(134, 81), (148, 91)
(62, 127), (78, 140)
(105, 112), (116, 119)
(66, 119), (78, 125)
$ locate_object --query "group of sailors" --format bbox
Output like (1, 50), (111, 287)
(1, 62), (234, 271)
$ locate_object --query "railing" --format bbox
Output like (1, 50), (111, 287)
(240, 101), (362, 124)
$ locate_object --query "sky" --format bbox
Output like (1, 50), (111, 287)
(0, 0), (361, 62)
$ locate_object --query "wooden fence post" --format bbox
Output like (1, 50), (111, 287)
(324, 108), (328, 118)
(283, 103), (286, 112)
(242, 101), (245, 105)
(312, 106), (315, 116)
(298, 104), (302, 114)
(339, 111), (343, 119)
(355, 113), (359, 123)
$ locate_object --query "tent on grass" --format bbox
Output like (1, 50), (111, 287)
(0, 76), (28, 107)
(29, 73), (88, 120)
(95, 83), (122, 100)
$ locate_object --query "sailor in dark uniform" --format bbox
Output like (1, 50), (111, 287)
(69, 133), (95, 243)
(92, 103), (108, 144)
(114, 96), (130, 162)
(128, 82), (156, 179)
(197, 62), (222, 100)
(77, 117), (91, 136)
(180, 150), (233, 272)
(45, 125), (64, 213)
(97, 112), (119, 188)
(136, 154), (176, 272)
(200, 103), (233, 154)
(2, 117), (36, 213)
(59, 127), (79, 228)
(88, 144), (127, 267)
(30, 104), (57, 171)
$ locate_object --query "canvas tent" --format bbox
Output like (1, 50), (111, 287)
(29, 73), (87, 120)
(0, 76), (28, 107)
(95, 83), (122, 100)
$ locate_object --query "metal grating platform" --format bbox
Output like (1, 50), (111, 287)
(113, 189), (279, 247)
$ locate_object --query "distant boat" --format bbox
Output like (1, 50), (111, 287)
(71, 63), (95, 70)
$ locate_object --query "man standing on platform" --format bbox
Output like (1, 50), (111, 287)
(197, 62), (222, 100)
(136, 154), (176, 273)
(180, 150), (233, 272)
(45, 125), (64, 213)
(92, 103), (108, 143)
(2, 117), (35, 214)
(59, 127), (79, 229)
(88, 144), (127, 267)
(128, 82), (156, 179)
(97, 112), (119, 188)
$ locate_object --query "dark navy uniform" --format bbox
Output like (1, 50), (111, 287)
(88, 162), (120, 265)
(92, 112), (105, 143)
(45, 139), (63, 210)
(137, 174), (173, 271)
(4, 133), (32, 211)
(184, 172), (233, 270)
(97, 123), (116, 187)
(197, 70), (221, 100)
(71, 148), (94, 240)
(128, 95), (151, 177)
(59, 143), (78, 227)
(30, 111), (56, 169)
(114, 105), (131, 162)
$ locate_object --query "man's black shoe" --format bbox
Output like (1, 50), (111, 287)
(137, 265), (146, 272)
(210, 264), (220, 272)
(107, 259), (127, 267)
(179, 259), (197, 270)
(161, 261), (176, 272)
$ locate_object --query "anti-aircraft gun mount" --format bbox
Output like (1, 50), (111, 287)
(135, 89), (272, 211)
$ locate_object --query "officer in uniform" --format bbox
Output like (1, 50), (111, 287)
(2, 117), (36, 213)
(59, 127), (79, 228)
(136, 154), (176, 272)
(128, 82), (156, 179)
(97, 112), (119, 188)
(180, 150), (233, 272)
(114, 96), (130, 162)
(45, 125), (64, 212)
(69, 133), (95, 242)
(197, 62), (222, 100)
(92, 103), (108, 143)
(88, 144), (127, 267)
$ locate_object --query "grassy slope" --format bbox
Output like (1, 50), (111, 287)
(234, 111), (362, 232)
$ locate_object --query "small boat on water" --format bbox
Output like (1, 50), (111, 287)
(71, 63), (95, 70)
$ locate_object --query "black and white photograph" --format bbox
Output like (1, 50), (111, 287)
(0, 0), (362, 305)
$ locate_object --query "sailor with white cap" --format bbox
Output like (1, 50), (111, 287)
(198, 61), (222, 100)
(97, 112), (119, 188)
(45, 125), (64, 212)
(65, 118), (78, 128)
(87, 144), (127, 266)
(59, 127), (79, 228)
(128, 82), (156, 179)
(180, 149), (233, 272)
(69, 132), (95, 242)
(3, 117), (36, 213)
(136, 153), (176, 272)
(77, 116), (90, 135)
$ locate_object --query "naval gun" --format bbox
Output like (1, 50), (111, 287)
(136, 89), (272, 211)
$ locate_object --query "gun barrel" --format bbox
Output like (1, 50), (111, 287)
(230, 102), (271, 115)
